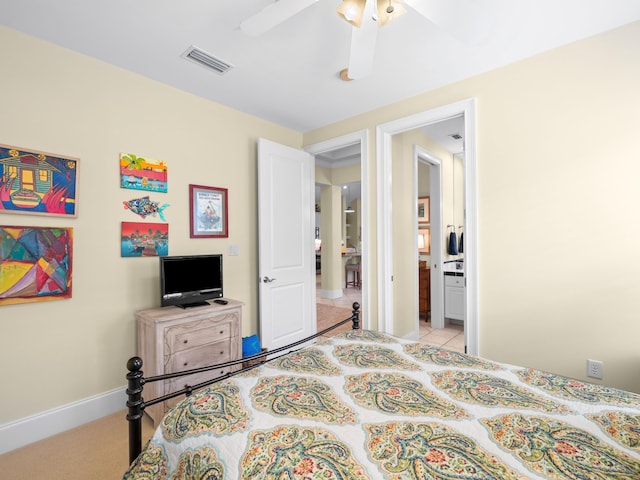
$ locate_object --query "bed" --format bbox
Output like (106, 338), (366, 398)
(124, 304), (640, 479)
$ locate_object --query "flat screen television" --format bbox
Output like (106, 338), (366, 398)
(160, 254), (223, 308)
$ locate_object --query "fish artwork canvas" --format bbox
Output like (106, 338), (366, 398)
(124, 196), (169, 221)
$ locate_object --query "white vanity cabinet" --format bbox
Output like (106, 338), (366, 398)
(444, 274), (465, 322)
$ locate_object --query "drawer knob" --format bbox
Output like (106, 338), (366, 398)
(183, 362), (188, 367)
(183, 340), (188, 344)
(219, 330), (224, 334)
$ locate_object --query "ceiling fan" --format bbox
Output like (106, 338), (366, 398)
(240, 0), (491, 81)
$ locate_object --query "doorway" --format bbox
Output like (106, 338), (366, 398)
(376, 99), (478, 355)
(304, 130), (369, 332)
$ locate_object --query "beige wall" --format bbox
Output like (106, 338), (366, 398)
(391, 130), (418, 337)
(319, 185), (342, 292)
(2, 19), (640, 432)
(0, 27), (301, 423)
(305, 21), (640, 393)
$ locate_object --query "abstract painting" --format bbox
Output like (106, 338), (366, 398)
(120, 153), (168, 193)
(0, 225), (73, 306)
(121, 221), (168, 257)
(0, 144), (79, 217)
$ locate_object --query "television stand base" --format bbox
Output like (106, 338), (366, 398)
(177, 301), (209, 309)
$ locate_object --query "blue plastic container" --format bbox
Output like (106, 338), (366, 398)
(242, 334), (261, 357)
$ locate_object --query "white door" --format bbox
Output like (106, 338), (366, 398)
(257, 138), (315, 351)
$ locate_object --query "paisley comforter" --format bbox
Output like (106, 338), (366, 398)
(124, 330), (640, 479)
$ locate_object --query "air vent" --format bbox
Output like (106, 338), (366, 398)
(449, 133), (463, 140)
(182, 46), (233, 75)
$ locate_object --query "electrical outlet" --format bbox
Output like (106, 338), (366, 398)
(587, 359), (603, 379)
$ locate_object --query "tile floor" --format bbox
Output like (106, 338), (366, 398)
(316, 274), (466, 353)
(418, 320), (465, 353)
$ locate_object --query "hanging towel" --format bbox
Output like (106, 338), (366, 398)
(459, 232), (464, 253)
(448, 231), (458, 255)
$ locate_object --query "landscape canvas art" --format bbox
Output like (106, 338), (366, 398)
(121, 221), (168, 257)
(0, 144), (79, 217)
(120, 153), (168, 193)
(0, 226), (73, 306)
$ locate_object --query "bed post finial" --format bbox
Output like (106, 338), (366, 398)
(126, 356), (144, 464)
(351, 302), (360, 330)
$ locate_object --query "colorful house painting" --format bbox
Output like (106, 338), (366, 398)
(0, 226), (73, 306)
(120, 153), (168, 193)
(0, 145), (79, 217)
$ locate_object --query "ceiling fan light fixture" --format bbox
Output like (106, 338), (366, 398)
(377, 0), (406, 27)
(336, 0), (366, 28)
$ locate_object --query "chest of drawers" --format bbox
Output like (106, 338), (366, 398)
(136, 300), (242, 425)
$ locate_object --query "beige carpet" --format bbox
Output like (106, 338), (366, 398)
(0, 306), (354, 479)
(0, 410), (154, 480)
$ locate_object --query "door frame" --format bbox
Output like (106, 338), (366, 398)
(304, 129), (369, 329)
(414, 146), (444, 331)
(376, 98), (479, 355)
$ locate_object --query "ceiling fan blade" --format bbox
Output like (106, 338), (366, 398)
(240, 0), (320, 36)
(346, 0), (378, 80)
(404, 0), (493, 44)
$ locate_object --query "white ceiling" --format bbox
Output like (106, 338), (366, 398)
(2, 0), (640, 132)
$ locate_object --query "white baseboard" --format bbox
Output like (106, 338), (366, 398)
(0, 386), (126, 455)
(400, 329), (420, 341)
(320, 289), (344, 299)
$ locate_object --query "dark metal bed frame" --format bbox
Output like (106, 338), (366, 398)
(126, 302), (360, 464)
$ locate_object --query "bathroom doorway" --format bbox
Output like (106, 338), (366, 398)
(377, 99), (477, 354)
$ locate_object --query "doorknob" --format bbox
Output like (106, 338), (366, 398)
(263, 276), (276, 283)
